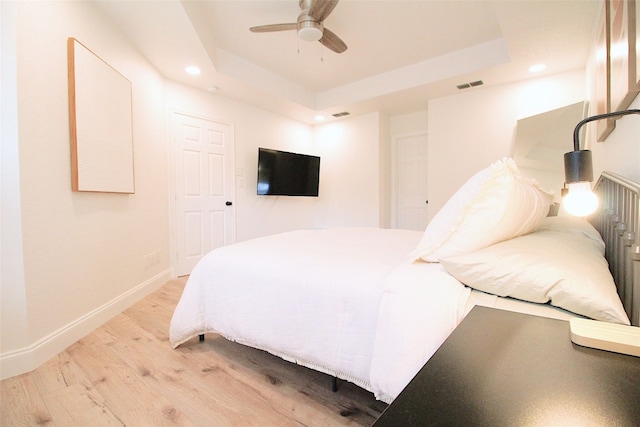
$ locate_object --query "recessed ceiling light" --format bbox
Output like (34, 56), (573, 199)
(185, 66), (201, 75)
(529, 64), (546, 73)
(314, 115), (325, 122)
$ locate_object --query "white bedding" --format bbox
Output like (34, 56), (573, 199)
(170, 227), (471, 402)
(170, 160), (631, 404)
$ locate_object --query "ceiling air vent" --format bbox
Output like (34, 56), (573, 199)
(456, 80), (484, 90)
(332, 111), (350, 117)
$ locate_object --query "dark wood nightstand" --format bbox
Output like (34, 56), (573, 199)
(373, 306), (640, 426)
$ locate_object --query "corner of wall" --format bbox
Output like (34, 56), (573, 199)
(0, 270), (170, 380)
(1, 0), (30, 367)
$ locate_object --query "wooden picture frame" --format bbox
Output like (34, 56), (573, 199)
(68, 38), (135, 193)
(609, 0), (639, 112)
(596, 1), (615, 141)
(635, 0), (640, 89)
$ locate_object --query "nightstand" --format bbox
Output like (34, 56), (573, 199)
(373, 306), (640, 426)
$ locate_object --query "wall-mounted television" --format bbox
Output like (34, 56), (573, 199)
(257, 148), (320, 197)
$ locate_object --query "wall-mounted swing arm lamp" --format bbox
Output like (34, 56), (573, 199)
(563, 109), (640, 216)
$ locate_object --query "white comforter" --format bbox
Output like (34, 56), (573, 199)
(170, 228), (470, 402)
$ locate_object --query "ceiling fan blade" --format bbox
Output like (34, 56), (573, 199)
(250, 23), (297, 33)
(319, 28), (347, 53)
(309, 0), (339, 22)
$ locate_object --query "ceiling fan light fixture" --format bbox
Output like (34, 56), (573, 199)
(298, 20), (323, 42)
(250, 0), (347, 53)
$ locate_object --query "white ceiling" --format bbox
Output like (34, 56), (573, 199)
(94, 0), (601, 124)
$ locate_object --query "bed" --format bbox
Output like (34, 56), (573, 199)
(170, 159), (638, 403)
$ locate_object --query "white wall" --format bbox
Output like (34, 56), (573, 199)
(427, 70), (587, 220)
(390, 110), (428, 136)
(582, 20), (640, 182)
(164, 80), (317, 243)
(314, 112), (384, 228)
(163, 89), (390, 235)
(1, 0), (30, 362)
(589, 95), (640, 182)
(4, 0), (636, 381)
(2, 1), (390, 380)
(1, 1), (170, 379)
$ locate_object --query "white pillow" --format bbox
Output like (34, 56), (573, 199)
(440, 217), (630, 325)
(411, 158), (553, 262)
(537, 215), (605, 245)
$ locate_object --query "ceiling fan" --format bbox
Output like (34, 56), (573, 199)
(249, 0), (347, 54)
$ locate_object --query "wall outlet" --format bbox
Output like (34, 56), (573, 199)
(145, 250), (161, 268)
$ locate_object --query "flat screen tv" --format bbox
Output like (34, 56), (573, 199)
(257, 148), (320, 196)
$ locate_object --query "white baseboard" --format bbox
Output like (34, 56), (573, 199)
(0, 269), (171, 380)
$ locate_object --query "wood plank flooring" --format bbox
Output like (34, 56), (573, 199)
(1, 277), (387, 426)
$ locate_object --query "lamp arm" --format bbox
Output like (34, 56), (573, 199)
(572, 109), (640, 151)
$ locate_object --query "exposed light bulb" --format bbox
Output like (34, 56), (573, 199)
(563, 182), (598, 216)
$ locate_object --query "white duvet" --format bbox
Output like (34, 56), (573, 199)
(170, 228), (471, 402)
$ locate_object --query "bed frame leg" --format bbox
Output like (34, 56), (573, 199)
(332, 376), (338, 392)
(199, 334), (205, 342)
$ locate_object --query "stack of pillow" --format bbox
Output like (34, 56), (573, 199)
(411, 158), (629, 325)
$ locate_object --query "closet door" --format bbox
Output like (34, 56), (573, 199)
(174, 113), (235, 276)
(394, 133), (429, 231)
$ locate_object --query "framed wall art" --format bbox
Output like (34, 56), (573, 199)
(635, 0), (640, 89)
(596, 1), (615, 141)
(67, 38), (134, 193)
(609, 0), (638, 112)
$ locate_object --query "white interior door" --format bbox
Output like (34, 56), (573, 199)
(395, 133), (429, 230)
(174, 113), (235, 276)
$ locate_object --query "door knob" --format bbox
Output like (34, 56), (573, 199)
(225, 201), (233, 206)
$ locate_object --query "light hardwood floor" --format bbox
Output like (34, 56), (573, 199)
(1, 277), (387, 426)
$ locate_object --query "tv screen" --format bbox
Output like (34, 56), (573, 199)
(257, 148), (320, 196)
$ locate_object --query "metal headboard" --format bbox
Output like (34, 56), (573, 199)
(590, 172), (640, 326)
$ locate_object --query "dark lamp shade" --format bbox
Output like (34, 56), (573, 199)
(564, 150), (593, 183)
